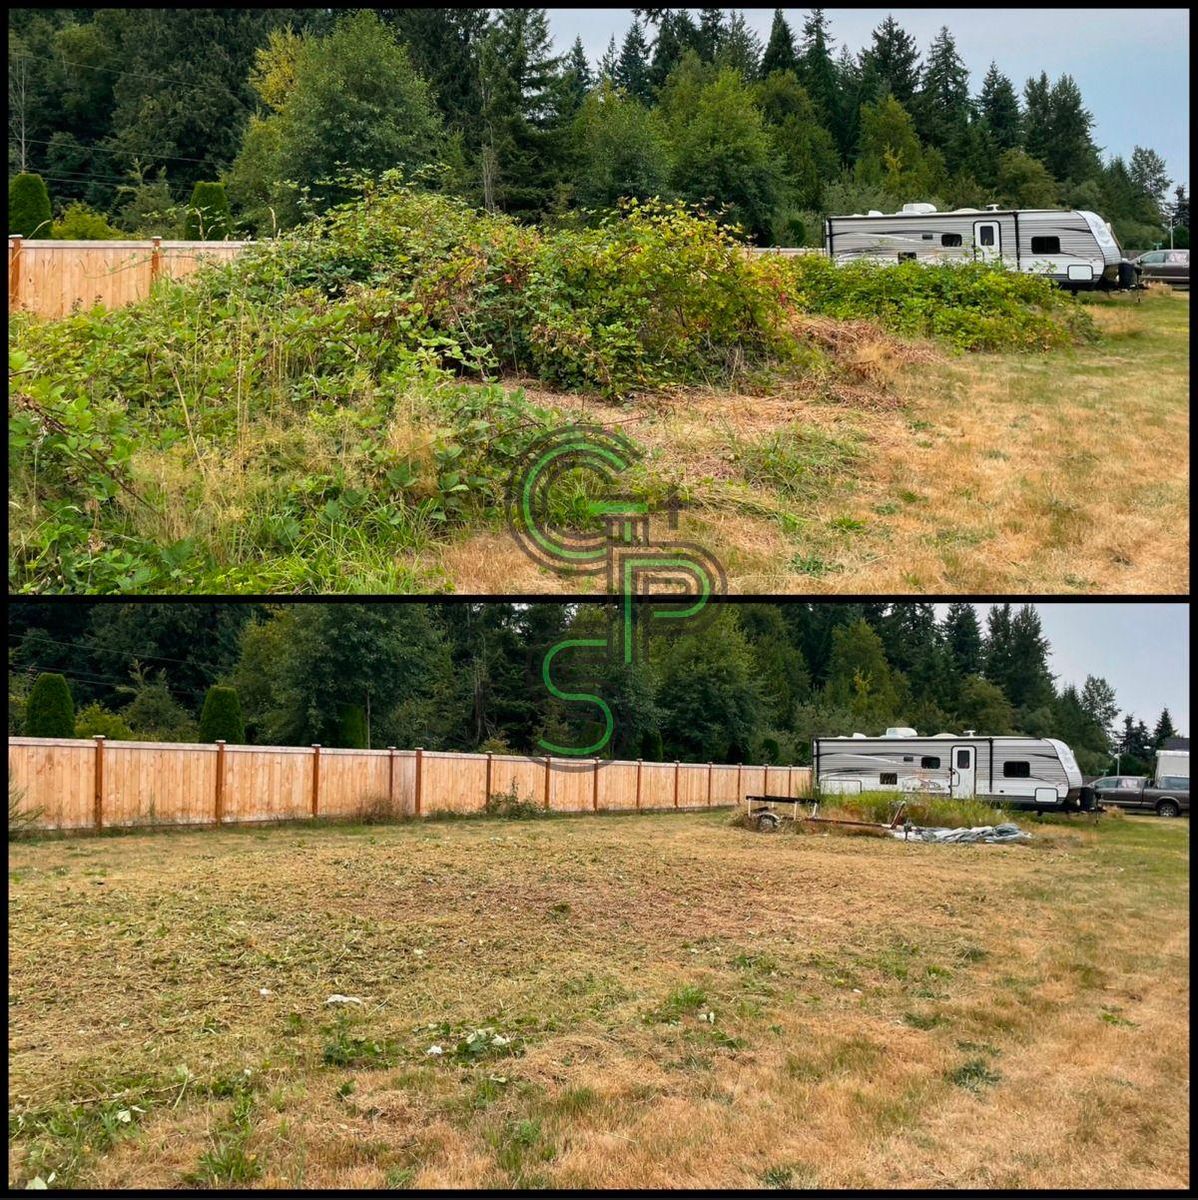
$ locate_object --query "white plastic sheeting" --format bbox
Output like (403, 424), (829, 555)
(889, 822), (1031, 844)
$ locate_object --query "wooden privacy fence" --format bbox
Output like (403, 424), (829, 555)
(8, 237), (248, 319)
(8, 737), (813, 834)
(7, 237), (827, 320)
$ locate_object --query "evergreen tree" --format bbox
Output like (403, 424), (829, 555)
(760, 9), (798, 78)
(797, 8), (839, 129)
(647, 9), (700, 92)
(1151, 707), (1177, 749)
(198, 685), (245, 744)
(1022, 72), (1054, 167)
(942, 603), (983, 678)
(717, 12), (762, 79)
(996, 148), (1061, 208)
(915, 26), (972, 153)
(1005, 605), (1056, 711)
(978, 62), (1021, 152)
(755, 69), (838, 212)
(616, 19), (653, 104)
(477, 8), (566, 216)
(1042, 74), (1101, 184)
(1078, 675), (1118, 755)
(182, 181), (231, 239)
(956, 675), (1014, 734)
(337, 702), (368, 749)
(598, 35), (619, 83)
(695, 9), (726, 63)
(24, 672), (75, 737)
(8, 172), (52, 236)
(1128, 146), (1171, 225)
(561, 36), (593, 115)
(859, 14), (920, 107)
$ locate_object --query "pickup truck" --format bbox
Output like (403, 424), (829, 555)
(1086, 774), (1189, 817)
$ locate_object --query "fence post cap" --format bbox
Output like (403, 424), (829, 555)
(312, 743), (321, 749)
(93, 734), (106, 741)
(215, 739), (226, 745)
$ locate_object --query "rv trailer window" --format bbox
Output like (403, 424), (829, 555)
(898, 252), (917, 261)
(902, 755), (914, 762)
(956, 749), (970, 768)
(880, 773), (898, 785)
(922, 233), (933, 240)
(1031, 236), (1061, 254)
(941, 233), (963, 247)
(1003, 761), (1031, 778)
(920, 756), (941, 769)
(979, 225), (995, 246)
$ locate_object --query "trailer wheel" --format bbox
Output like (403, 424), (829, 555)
(755, 811), (781, 832)
(1156, 798), (1180, 818)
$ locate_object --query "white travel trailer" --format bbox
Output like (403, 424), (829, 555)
(813, 727), (1085, 811)
(824, 203), (1138, 291)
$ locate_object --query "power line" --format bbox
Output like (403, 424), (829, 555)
(8, 632), (233, 675)
(10, 48), (257, 115)
(18, 134), (224, 169)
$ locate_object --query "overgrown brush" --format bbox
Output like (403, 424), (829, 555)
(814, 790), (1010, 829)
(8, 177), (1101, 593)
(484, 786), (546, 820)
(778, 255), (1099, 351)
(9, 783), (45, 840)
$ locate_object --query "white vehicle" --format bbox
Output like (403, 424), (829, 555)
(824, 203), (1139, 291)
(813, 727), (1085, 811)
(1155, 747), (1189, 786)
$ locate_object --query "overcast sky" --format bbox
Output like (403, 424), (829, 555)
(548, 8), (1190, 190)
(931, 603), (1189, 733)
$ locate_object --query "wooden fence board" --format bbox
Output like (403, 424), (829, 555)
(9, 238), (249, 320)
(6, 738), (811, 834)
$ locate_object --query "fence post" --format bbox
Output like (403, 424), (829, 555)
(311, 744), (321, 819)
(593, 758), (600, 811)
(737, 762), (743, 803)
(485, 751), (493, 808)
(636, 758), (643, 810)
(543, 755), (552, 810)
(388, 747), (396, 813)
(93, 735), (105, 830)
(214, 740), (226, 825)
(788, 764), (794, 798)
(707, 762), (714, 807)
(149, 235), (163, 288)
(415, 747), (423, 817)
(674, 760), (680, 808)
(9, 236), (22, 312)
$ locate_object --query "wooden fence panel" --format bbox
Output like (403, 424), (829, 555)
(223, 745), (311, 823)
(8, 738), (95, 829)
(639, 761), (674, 809)
(422, 751), (488, 814)
(709, 764), (742, 805)
(489, 755), (545, 807)
(103, 741), (217, 827)
(320, 748), (392, 818)
(677, 764), (708, 808)
(393, 751), (416, 816)
(9, 238), (249, 320)
(548, 760), (593, 812)
(596, 760), (638, 810)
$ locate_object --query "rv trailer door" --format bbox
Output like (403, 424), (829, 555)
(951, 745), (977, 797)
(973, 220), (1000, 263)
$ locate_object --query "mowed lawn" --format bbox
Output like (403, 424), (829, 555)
(444, 288), (1189, 596)
(7, 811), (1189, 1189)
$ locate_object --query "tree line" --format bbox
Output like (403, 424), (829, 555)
(8, 8), (1188, 250)
(8, 602), (1181, 778)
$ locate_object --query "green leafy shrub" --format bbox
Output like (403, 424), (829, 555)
(9, 173), (53, 237)
(779, 255), (1097, 351)
(24, 673), (75, 737)
(183, 182), (232, 239)
(51, 202), (123, 240)
(74, 703), (134, 741)
(198, 685), (245, 743)
(484, 785), (545, 820)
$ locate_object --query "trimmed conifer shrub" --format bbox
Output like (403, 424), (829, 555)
(183, 181), (232, 239)
(337, 703), (368, 749)
(198, 685), (245, 743)
(23, 673), (75, 738)
(9, 173), (53, 237)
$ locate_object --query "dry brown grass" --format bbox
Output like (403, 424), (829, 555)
(8, 811), (1188, 1189)
(432, 290), (1188, 594)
